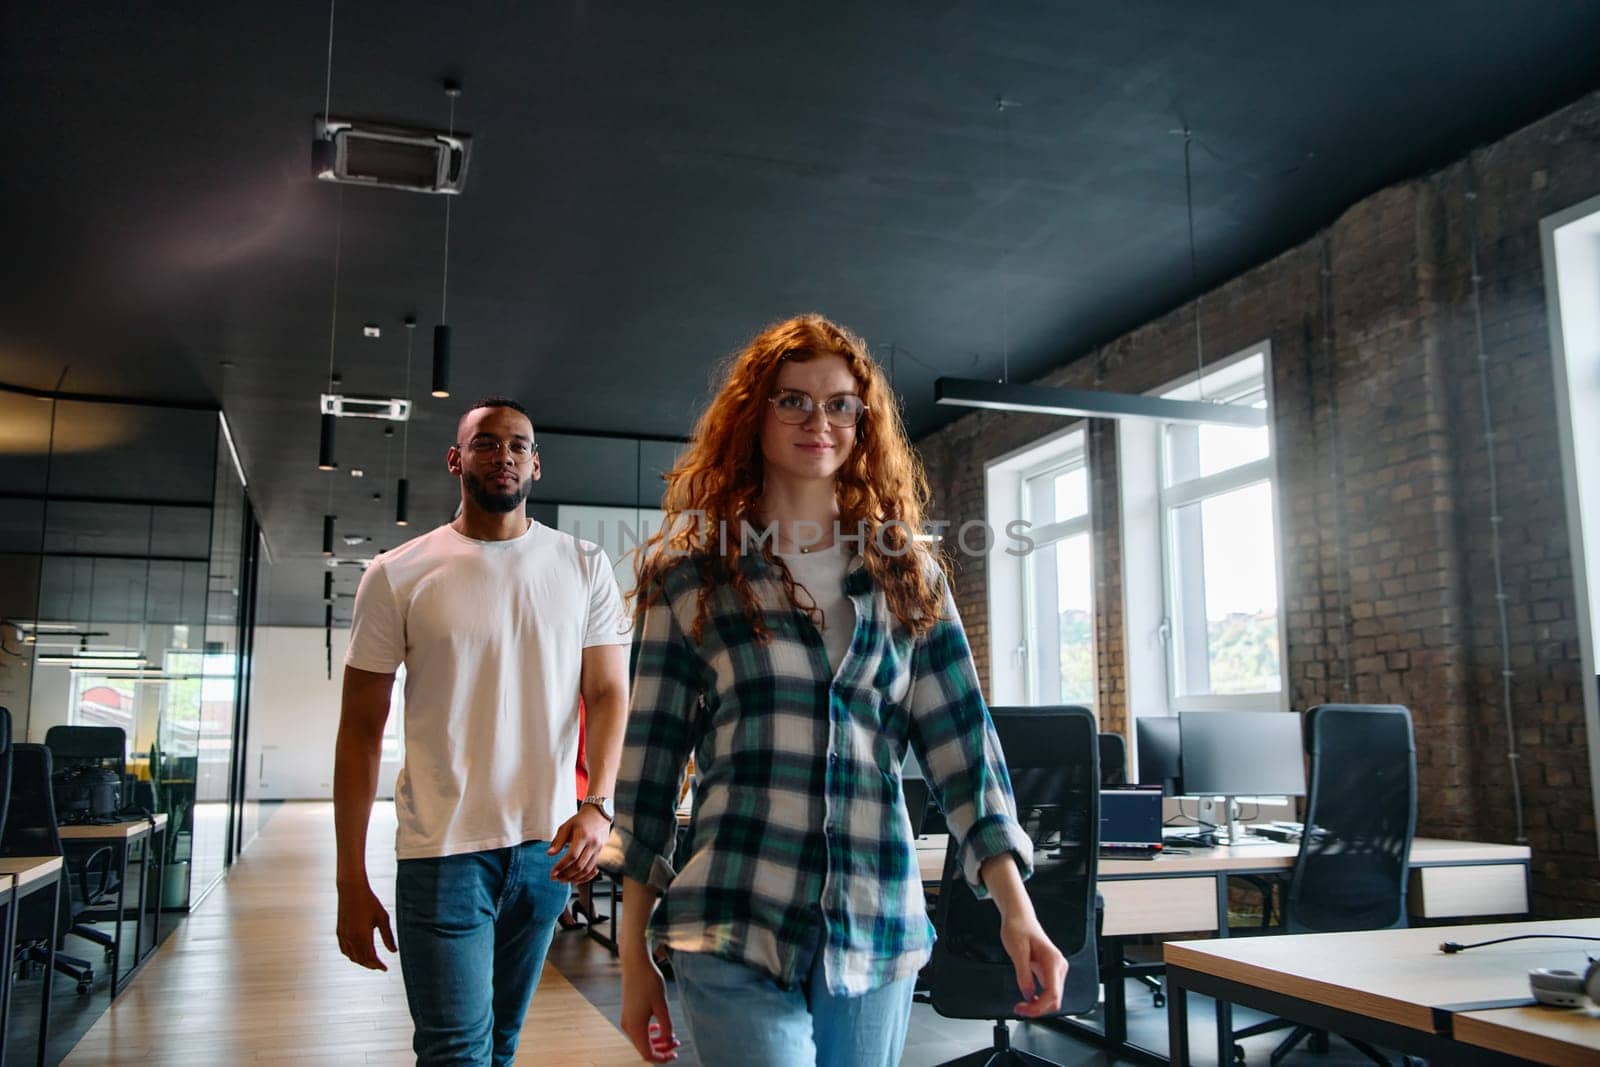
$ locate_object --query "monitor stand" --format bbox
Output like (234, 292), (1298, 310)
(1196, 796), (1264, 846)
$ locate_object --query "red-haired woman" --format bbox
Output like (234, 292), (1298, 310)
(598, 314), (1065, 1066)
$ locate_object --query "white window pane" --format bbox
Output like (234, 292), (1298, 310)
(1165, 417), (1269, 486)
(1195, 416), (1270, 479)
(1055, 533), (1095, 705)
(1053, 467), (1088, 523)
(1170, 481), (1281, 696)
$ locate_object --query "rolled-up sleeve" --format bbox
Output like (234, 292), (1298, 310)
(597, 592), (704, 894)
(906, 577), (1033, 898)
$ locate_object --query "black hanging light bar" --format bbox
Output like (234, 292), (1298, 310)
(431, 81), (461, 399)
(398, 315), (416, 525)
(322, 514), (336, 556)
(318, 412), (338, 470)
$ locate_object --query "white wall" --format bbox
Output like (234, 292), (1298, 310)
(247, 626), (401, 800)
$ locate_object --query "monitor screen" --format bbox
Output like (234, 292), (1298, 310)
(1178, 711), (1307, 797)
(1100, 787), (1164, 848)
(1135, 716), (1183, 795)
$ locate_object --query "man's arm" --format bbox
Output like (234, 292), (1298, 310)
(579, 642), (629, 801)
(549, 642), (629, 883)
(333, 665), (397, 970)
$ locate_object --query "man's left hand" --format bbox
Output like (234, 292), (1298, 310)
(548, 804), (611, 883)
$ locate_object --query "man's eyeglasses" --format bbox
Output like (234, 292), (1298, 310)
(457, 437), (538, 460)
(768, 389), (867, 427)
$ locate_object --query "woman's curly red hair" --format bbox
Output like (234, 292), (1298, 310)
(633, 313), (945, 641)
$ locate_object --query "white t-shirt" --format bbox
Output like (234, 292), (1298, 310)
(345, 520), (632, 860)
(776, 546), (855, 675)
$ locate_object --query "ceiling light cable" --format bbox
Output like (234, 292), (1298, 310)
(321, 0), (336, 124)
(1182, 126), (1207, 402)
(996, 95), (1015, 385)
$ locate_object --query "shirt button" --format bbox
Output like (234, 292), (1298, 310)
(828, 753), (839, 765)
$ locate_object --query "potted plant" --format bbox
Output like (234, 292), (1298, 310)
(149, 743), (192, 908)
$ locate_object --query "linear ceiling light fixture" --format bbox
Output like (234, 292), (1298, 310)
(432, 81), (462, 399)
(936, 105), (1261, 427)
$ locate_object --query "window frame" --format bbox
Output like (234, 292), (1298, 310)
(1157, 345), (1287, 713)
(1017, 429), (1096, 708)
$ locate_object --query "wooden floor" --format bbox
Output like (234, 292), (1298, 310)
(61, 802), (644, 1066)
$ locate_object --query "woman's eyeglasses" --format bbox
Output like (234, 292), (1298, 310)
(768, 389), (867, 427)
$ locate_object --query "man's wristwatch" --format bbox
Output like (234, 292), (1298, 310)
(581, 795), (614, 823)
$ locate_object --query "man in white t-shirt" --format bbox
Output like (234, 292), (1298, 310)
(333, 396), (632, 1067)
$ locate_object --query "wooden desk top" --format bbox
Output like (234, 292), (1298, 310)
(1453, 1003), (1600, 1066)
(914, 834), (1528, 882)
(0, 855), (64, 890)
(59, 813), (168, 840)
(1164, 918), (1600, 1034)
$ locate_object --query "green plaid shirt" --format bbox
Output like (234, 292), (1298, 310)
(598, 550), (1032, 995)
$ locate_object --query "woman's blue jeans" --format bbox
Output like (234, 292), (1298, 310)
(395, 841), (571, 1066)
(672, 947), (916, 1067)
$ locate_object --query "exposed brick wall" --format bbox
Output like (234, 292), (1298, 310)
(918, 92), (1600, 917)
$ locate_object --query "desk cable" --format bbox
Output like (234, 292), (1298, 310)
(1439, 934), (1600, 954)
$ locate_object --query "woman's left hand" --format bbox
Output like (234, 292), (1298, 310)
(999, 913), (1068, 1017)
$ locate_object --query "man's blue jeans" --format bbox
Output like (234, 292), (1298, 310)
(673, 947), (916, 1067)
(395, 841), (571, 1066)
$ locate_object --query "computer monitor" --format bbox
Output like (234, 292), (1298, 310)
(1135, 716), (1183, 796)
(1178, 711), (1306, 842)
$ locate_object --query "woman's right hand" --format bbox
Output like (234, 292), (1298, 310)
(619, 944), (680, 1063)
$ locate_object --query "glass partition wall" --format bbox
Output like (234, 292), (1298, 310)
(0, 384), (258, 909)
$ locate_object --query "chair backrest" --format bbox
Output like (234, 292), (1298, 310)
(929, 705), (1100, 1020)
(44, 725), (126, 776)
(1, 744), (64, 859)
(0, 708), (13, 846)
(1286, 704), (1417, 934)
(1098, 731), (1127, 786)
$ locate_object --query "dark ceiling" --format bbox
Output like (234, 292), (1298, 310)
(4, 2), (1599, 626)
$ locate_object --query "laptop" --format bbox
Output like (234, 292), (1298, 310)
(1099, 785), (1164, 857)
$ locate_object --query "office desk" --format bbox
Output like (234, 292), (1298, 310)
(915, 835), (1530, 1061)
(1164, 918), (1600, 1066)
(0, 856), (63, 1067)
(1454, 1003), (1600, 1067)
(60, 814), (167, 996)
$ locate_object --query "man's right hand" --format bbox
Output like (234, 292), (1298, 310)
(336, 880), (397, 971)
(619, 947), (680, 1063)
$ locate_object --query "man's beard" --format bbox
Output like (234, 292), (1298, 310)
(462, 469), (532, 514)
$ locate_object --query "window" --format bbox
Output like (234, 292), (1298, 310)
(1159, 350), (1283, 708)
(981, 427), (1096, 708)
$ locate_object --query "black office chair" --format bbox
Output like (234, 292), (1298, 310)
(1, 743), (118, 995)
(1229, 704), (1418, 1066)
(925, 706), (1100, 1066)
(1097, 732), (1127, 787)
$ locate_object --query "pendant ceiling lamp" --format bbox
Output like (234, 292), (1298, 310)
(316, 0), (343, 469)
(432, 81), (462, 399)
(398, 315), (415, 525)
